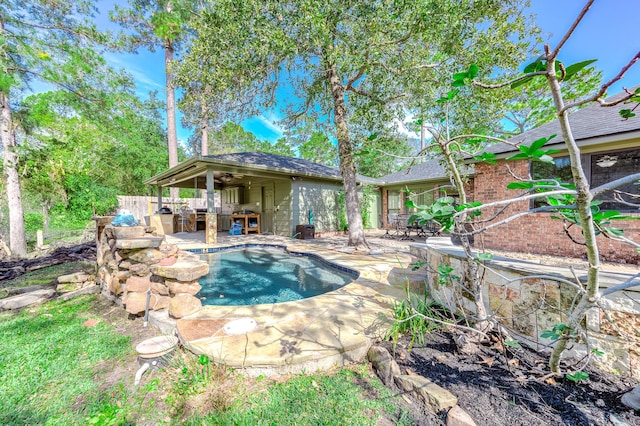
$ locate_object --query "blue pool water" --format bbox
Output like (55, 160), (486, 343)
(198, 247), (357, 306)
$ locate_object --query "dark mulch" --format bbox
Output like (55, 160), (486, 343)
(381, 332), (639, 426)
(0, 242), (96, 283)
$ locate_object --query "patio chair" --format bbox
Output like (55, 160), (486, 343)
(397, 214), (414, 241)
(382, 213), (400, 239)
(421, 220), (441, 239)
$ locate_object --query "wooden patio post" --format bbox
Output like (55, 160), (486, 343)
(157, 186), (163, 211)
(205, 167), (217, 244)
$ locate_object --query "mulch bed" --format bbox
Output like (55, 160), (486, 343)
(0, 242), (96, 283)
(381, 331), (639, 425)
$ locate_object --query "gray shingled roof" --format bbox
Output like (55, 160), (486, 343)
(379, 159), (452, 184)
(486, 90), (640, 155)
(204, 151), (381, 183)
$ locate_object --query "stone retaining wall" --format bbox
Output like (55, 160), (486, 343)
(410, 243), (640, 379)
(96, 225), (209, 320)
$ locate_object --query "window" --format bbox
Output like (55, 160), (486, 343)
(531, 147), (640, 212)
(406, 187), (434, 212)
(591, 149), (640, 211)
(388, 190), (401, 215)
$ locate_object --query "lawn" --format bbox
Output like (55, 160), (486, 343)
(0, 292), (411, 425)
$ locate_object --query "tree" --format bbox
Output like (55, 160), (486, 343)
(18, 89), (169, 223)
(0, 0), (112, 256)
(409, 0), (640, 378)
(499, 66), (602, 135)
(180, 0), (536, 248)
(111, 0), (188, 198)
(298, 131), (338, 167)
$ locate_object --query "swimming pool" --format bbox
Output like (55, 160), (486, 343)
(198, 246), (358, 306)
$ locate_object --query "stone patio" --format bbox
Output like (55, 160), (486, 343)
(153, 230), (639, 377)
(159, 230), (420, 376)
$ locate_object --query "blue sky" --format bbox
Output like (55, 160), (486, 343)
(99, 0), (640, 145)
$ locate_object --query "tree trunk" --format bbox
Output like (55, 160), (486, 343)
(441, 139), (490, 333)
(201, 101), (209, 157)
(546, 57), (601, 375)
(0, 91), (27, 256)
(325, 61), (367, 248)
(165, 39), (179, 199)
(42, 200), (50, 235)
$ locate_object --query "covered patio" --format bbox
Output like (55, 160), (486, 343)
(144, 152), (381, 244)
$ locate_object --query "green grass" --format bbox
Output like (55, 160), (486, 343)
(0, 293), (412, 425)
(185, 366), (412, 426)
(0, 295), (132, 425)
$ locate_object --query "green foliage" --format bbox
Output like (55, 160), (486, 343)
(507, 135), (560, 164)
(474, 151), (498, 164)
(566, 371), (590, 383)
(23, 212), (44, 233)
(190, 367), (410, 425)
(64, 174), (118, 220)
(0, 296), (131, 425)
(545, 194), (639, 237)
(387, 293), (447, 350)
(619, 109), (636, 119)
(171, 354), (215, 398)
(540, 323), (574, 340)
(504, 339), (522, 349)
(359, 185), (376, 228)
(406, 196), (457, 232)
(475, 252), (494, 263)
(619, 88), (640, 119)
(336, 191), (348, 231)
(437, 264), (460, 287)
(353, 133), (413, 178)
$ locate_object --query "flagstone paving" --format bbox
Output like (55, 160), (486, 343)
(163, 231), (418, 375)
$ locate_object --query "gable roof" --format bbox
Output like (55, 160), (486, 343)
(205, 151), (343, 178)
(378, 159), (453, 185)
(144, 151), (381, 188)
(486, 90), (640, 156)
(203, 152), (381, 183)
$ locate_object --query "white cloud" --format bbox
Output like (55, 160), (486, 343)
(256, 112), (285, 136)
(393, 117), (420, 140)
(104, 52), (164, 93)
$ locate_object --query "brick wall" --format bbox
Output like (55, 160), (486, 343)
(473, 160), (640, 265)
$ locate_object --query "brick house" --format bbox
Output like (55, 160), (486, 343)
(472, 92), (640, 264)
(379, 91), (640, 264)
(377, 159), (457, 227)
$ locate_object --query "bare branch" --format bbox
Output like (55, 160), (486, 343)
(347, 85), (407, 104)
(369, 60), (439, 76)
(562, 52), (640, 112)
(600, 273), (640, 297)
(472, 72), (546, 89)
(590, 173), (640, 198)
(562, 221), (586, 246)
(550, 0), (595, 60)
(345, 52), (369, 91)
(453, 189), (576, 218)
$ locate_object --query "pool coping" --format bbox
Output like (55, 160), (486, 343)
(157, 237), (412, 376)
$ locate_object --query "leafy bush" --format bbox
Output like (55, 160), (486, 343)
(24, 212), (44, 233)
(64, 174), (118, 220)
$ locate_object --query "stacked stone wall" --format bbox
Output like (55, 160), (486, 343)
(410, 244), (640, 379)
(96, 225), (209, 319)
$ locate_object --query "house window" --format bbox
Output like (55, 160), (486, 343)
(591, 149), (640, 211)
(531, 147), (640, 212)
(406, 188), (434, 212)
(388, 191), (401, 215)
